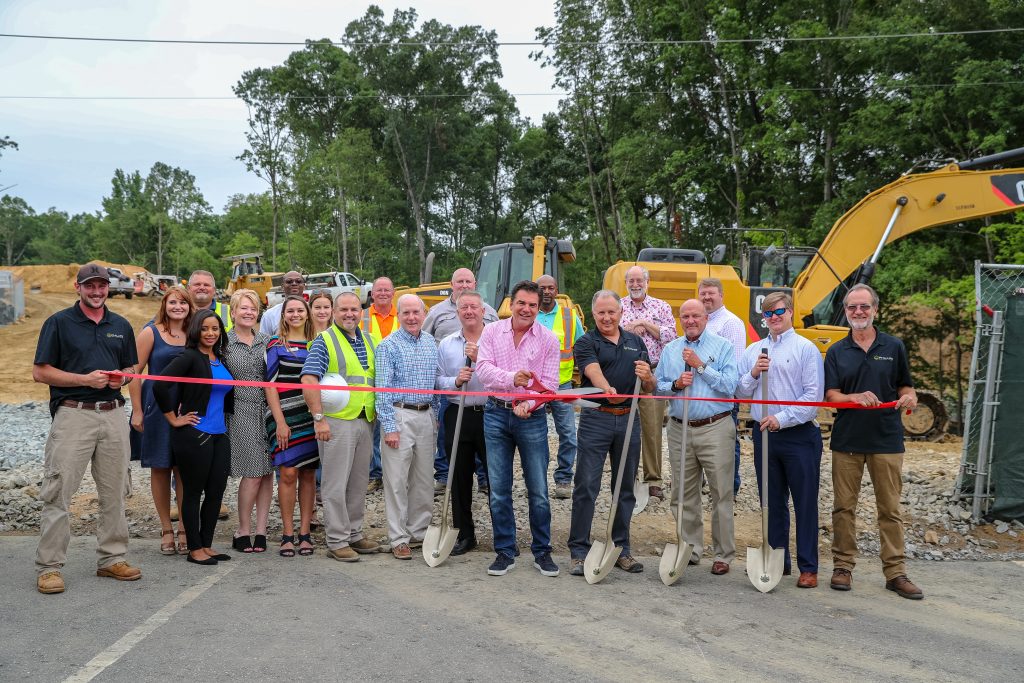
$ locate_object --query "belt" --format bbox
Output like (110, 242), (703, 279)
(446, 403), (486, 412)
(491, 398), (516, 410)
(595, 405), (631, 416)
(671, 410), (731, 428)
(60, 398), (125, 411)
(393, 402), (431, 411)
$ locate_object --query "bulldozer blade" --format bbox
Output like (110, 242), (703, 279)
(421, 524), (459, 568)
(746, 543), (786, 593)
(658, 540), (694, 586)
(583, 539), (621, 585)
(632, 475), (650, 516)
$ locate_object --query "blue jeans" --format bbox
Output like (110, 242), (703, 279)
(484, 403), (551, 559)
(568, 408), (640, 559)
(434, 396), (449, 482)
(548, 381), (578, 485)
(369, 421), (382, 481)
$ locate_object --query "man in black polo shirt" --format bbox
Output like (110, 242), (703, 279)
(824, 284), (921, 599)
(568, 290), (654, 576)
(32, 263), (141, 594)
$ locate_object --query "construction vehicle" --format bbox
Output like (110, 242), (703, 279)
(604, 146), (1024, 436)
(223, 253), (282, 306)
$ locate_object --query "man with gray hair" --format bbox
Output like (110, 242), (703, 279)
(568, 290), (654, 576)
(619, 265), (677, 499)
(374, 294), (439, 560)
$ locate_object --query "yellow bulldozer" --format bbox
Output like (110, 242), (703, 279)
(222, 253), (282, 306)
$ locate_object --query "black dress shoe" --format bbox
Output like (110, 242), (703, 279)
(208, 553), (231, 561)
(186, 554), (218, 565)
(451, 537), (478, 556)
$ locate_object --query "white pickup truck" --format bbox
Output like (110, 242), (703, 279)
(265, 271), (368, 308)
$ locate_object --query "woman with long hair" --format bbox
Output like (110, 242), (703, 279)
(153, 308), (234, 565)
(265, 295), (319, 556)
(308, 290), (334, 336)
(223, 289), (272, 553)
(128, 285), (194, 555)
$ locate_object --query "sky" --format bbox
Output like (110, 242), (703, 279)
(0, 1), (560, 215)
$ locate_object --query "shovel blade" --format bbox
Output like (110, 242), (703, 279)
(583, 540), (621, 585)
(422, 525), (459, 567)
(632, 476), (650, 516)
(746, 545), (786, 593)
(658, 541), (694, 586)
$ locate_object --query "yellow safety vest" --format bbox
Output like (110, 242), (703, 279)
(360, 306), (398, 344)
(549, 305), (576, 385)
(212, 301), (233, 332)
(321, 325), (376, 421)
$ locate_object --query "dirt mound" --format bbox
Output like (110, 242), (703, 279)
(5, 261), (149, 293)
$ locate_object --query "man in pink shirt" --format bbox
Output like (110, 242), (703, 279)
(476, 280), (561, 577)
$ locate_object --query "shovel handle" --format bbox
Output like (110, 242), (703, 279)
(604, 377), (642, 538)
(759, 348), (769, 510)
(674, 386), (689, 538)
(439, 356), (473, 530)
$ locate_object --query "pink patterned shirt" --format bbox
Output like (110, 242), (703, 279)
(476, 318), (560, 399)
(620, 294), (677, 365)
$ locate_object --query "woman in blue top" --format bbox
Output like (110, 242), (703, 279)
(153, 309), (235, 566)
(128, 285), (193, 555)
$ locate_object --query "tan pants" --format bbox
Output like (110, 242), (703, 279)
(638, 396), (666, 485)
(666, 416), (736, 564)
(36, 406), (130, 574)
(381, 408), (437, 546)
(831, 451), (906, 580)
(321, 417), (372, 550)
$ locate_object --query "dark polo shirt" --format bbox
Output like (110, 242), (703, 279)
(34, 303), (138, 415)
(825, 329), (913, 454)
(574, 327), (649, 406)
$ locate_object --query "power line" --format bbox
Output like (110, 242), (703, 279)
(2, 27), (1024, 47)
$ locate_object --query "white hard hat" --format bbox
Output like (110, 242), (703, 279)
(320, 373), (350, 413)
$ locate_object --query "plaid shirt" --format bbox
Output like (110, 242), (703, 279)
(476, 318), (560, 402)
(374, 327), (439, 433)
(620, 294), (677, 365)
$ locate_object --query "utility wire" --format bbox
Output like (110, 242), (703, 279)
(2, 27), (1024, 47)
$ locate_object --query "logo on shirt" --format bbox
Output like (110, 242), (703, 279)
(872, 355), (894, 361)
(105, 333), (124, 339)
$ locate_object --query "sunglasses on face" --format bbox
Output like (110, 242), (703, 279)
(762, 308), (788, 319)
(284, 278), (304, 285)
(845, 303), (873, 312)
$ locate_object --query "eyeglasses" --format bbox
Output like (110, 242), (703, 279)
(283, 279), (304, 285)
(845, 303), (873, 312)
(762, 308), (788, 319)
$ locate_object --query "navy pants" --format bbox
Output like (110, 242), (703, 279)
(752, 421), (823, 574)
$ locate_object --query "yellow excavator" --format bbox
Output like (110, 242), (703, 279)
(222, 253), (282, 306)
(604, 146), (1024, 436)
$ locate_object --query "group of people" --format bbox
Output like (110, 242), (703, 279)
(32, 261), (923, 602)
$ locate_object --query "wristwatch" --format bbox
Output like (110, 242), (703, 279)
(696, 363), (707, 375)
(313, 413), (324, 422)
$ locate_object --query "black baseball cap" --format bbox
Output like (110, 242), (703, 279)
(76, 263), (109, 284)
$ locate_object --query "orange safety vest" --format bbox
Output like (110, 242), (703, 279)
(360, 304), (398, 343)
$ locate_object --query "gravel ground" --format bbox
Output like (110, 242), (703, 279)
(2, 401), (1023, 563)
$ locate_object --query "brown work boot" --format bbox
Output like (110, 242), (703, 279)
(797, 571), (818, 588)
(96, 561), (142, 581)
(711, 561), (730, 575)
(37, 571), (65, 594)
(886, 575), (924, 600)
(615, 555), (644, 573)
(350, 538), (381, 554)
(392, 543), (412, 560)
(830, 568), (852, 591)
(326, 547), (360, 562)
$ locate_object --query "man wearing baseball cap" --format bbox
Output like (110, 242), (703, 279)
(32, 263), (141, 594)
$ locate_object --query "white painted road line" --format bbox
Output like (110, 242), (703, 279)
(64, 563), (237, 683)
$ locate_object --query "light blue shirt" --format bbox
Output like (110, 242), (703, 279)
(374, 328), (439, 433)
(736, 328), (824, 429)
(656, 332), (738, 420)
(436, 330), (488, 406)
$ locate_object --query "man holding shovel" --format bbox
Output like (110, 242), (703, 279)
(568, 290), (653, 576)
(655, 300), (739, 575)
(825, 284), (921, 599)
(736, 292), (824, 588)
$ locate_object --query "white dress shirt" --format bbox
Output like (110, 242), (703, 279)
(736, 328), (824, 429)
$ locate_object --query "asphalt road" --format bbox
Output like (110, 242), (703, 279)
(2, 537), (1022, 682)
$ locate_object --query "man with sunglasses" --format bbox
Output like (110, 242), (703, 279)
(824, 284), (921, 599)
(736, 292), (824, 588)
(260, 271), (306, 335)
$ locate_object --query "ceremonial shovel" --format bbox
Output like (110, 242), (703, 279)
(584, 377), (643, 585)
(423, 357), (471, 567)
(659, 386), (695, 586)
(746, 348), (785, 592)
(632, 473), (650, 516)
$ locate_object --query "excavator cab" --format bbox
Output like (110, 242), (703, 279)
(474, 236), (576, 314)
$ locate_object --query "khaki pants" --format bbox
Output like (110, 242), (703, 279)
(638, 396), (666, 485)
(666, 416), (736, 564)
(321, 417), (373, 550)
(381, 408), (437, 546)
(36, 406), (130, 574)
(831, 451), (906, 580)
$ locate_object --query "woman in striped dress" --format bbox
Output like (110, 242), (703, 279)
(265, 296), (320, 556)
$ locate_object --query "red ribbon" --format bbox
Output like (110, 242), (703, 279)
(106, 371), (900, 410)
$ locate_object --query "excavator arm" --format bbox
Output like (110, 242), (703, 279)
(791, 149), (1024, 326)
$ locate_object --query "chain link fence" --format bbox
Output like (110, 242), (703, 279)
(955, 262), (1024, 521)
(0, 271), (25, 326)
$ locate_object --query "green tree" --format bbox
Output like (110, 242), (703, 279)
(0, 195), (34, 265)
